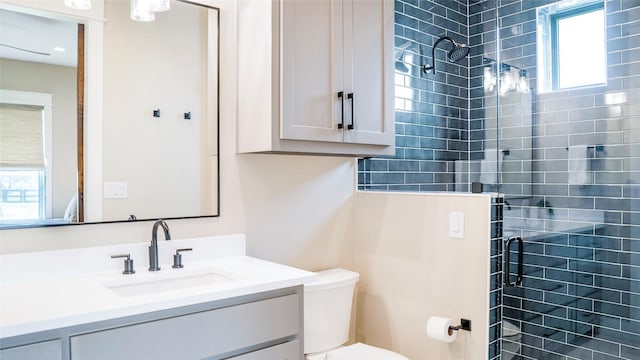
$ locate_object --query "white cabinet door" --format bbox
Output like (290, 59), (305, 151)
(0, 340), (61, 360)
(280, 0), (344, 143)
(343, 0), (394, 146)
(281, 0), (393, 146)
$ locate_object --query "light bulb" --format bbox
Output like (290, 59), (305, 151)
(131, 0), (155, 22)
(499, 72), (511, 95)
(484, 66), (496, 92)
(517, 77), (528, 93)
(517, 69), (529, 93)
(150, 0), (170, 12)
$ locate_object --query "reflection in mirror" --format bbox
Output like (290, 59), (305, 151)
(453, 57), (533, 198)
(0, 10), (80, 227)
(100, 0), (219, 222)
(478, 58), (533, 198)
(0, 0), (219, 229)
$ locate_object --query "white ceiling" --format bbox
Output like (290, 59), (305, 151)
(0, 8), (78, 67)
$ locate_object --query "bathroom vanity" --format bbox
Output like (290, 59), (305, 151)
(0, 235), (315, 360)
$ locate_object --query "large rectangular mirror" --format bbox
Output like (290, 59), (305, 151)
(0, 0), (219, 229)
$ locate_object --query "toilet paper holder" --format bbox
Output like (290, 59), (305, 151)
(448, 319), (472, 335)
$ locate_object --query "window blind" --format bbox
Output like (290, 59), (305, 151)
(0, 103), (45, 168)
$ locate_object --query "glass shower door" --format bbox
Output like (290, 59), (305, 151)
(488, 0), (640, 359)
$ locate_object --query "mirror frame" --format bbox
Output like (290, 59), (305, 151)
(0, 0), (220, 229)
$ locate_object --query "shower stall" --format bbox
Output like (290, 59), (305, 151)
(478, 0), (639, 359)
(361, 0), (639, 358)
(491, 0), (639, 358)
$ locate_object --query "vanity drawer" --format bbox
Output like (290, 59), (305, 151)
(70, 293), (301, 360)
(0, 340), (61, 360)
(230, 340), (300, 360)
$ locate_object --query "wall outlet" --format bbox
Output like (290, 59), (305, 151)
(449, 211), (465, 239)
(104, 182), (128, 199)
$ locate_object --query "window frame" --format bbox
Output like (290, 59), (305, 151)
(549, 2), (605, 90)
(0, 89), (54, 219)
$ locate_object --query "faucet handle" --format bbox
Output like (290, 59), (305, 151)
(111, 254), (135, 275)
(172, 248), (193, 269)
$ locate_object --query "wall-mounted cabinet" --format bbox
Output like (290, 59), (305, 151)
(237, 0), (394, 157)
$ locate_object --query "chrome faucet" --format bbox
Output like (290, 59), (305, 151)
(149, 220), (171, 271)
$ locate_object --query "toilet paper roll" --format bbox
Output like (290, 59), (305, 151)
(426, 316), (457, 343)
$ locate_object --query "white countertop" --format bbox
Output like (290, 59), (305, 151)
(0, 234), (317, 339)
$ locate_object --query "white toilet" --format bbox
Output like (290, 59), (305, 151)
(304, 268), (409, 360)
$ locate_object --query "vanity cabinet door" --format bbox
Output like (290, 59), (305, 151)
(229, 340), (300, 360)
(0, 340), (61, 360)
(70, 294), (301, 360)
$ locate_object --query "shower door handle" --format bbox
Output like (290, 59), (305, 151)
(504, 236), (523, 287)
(337, 91), (345, 129)
(347, 93), (354, 130)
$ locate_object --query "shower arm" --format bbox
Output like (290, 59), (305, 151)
(422, 36), (454, 74)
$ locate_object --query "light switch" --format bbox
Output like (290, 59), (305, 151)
(449, 211), (465, 239)
(104, 182), (128, 199)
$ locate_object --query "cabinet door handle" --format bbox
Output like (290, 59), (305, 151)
(337, 91), (344, 129)
(347, 93), (354, 130)
(504, 236), (523, 287)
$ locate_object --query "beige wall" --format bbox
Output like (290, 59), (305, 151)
(0, 58), (78, 217)
(352, 191), (491, 360)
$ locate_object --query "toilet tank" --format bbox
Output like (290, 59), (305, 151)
(304, 268), (360, 354)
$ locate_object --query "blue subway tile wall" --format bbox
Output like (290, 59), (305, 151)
(358, 0), (470, 192)
(364, 0), (640, 359)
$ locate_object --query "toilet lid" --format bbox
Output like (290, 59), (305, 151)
(307, 343), (409, 360)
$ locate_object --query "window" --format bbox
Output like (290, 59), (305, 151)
(0, 170), (44, 220)
(537, 0), (606, 92)
(0, 90), (53, 223)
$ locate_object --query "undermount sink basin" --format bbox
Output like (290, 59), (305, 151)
(104, 269), (236, 298)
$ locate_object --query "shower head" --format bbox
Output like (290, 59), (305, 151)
(422, 36), (470, 74)
(448, 43), (470, 62)
(395, 56), (410, 73)
(394, 41), (414, 73)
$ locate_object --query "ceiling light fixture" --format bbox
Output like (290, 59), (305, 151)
(53, 47), (66, 52)
(150, 0), (170, 12)
(64, 0), (91, 10)
(130, 0), (171, 22)
(63, 0), (171, 22)
(130, 0), (155, 22)
(482, 58), (530, 95)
